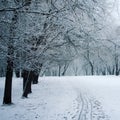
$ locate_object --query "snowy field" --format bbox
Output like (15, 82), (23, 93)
(0, 76), (120, 120)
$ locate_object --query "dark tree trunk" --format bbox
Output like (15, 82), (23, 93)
(115, 62), (119, 76)
(32, 64), (42, 84)
(58, 65), (61, 76)
(3, 10), (18, 104)
(89, 61), (94, 75)
(15, 51), (21, 78)
(22, 70), (29, 97)
(32, 72), (39, 84)
(15, 69), (20, 78)
(22, 70), (33, 98)
(61, 63), (69, 76)
(22, 70), (28, 91)
(3, 58), (13, 104)
(28, 71), (33, 93)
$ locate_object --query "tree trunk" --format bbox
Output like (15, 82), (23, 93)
(15, 69), (20, 78)
(22, 70), (28, 91)
(3, 10), (18, 104)
(22, 70), (33, 98)
(32, 63), (42, 84)
(89, 61), (94, 75)
(58, 65), (61, 76)
(32, 72), (39, 84)
(3, 58), (13, 104)
(61, 63), (69, 76)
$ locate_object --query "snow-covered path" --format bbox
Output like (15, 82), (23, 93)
(0, 76), (120, 120)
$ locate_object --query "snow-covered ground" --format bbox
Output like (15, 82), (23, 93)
(0, 76), (120, 120)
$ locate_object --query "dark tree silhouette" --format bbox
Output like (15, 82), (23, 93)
(3, 10), (18, 104)
(22, 70), (33, 98)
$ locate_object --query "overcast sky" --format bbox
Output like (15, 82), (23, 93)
(109, 0), (120, 25)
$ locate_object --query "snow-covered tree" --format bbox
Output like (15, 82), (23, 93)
(1, 0), (117, 103)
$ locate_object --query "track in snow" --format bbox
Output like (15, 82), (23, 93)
(75, 91), (110, 120)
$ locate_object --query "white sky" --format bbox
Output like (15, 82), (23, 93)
(109, 0), (120, 25)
